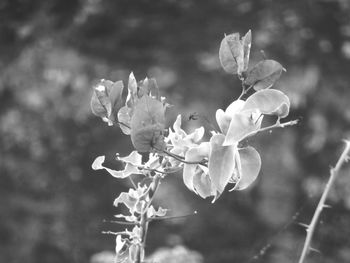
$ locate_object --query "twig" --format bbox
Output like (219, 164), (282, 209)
(148, 211), (198, 222)
(243, 119), (299, 140)
(298, 140), (350, 263)
(102, 230), (129, 236)
(129, 176), (137, 189)
(103, 219), (136, 225)
(161, 149), (208, 166)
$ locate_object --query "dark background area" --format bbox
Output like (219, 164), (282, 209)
(1, 0), (350, 263)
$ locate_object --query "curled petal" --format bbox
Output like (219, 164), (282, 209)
(117, 151), (142, 166)
(92, 155), (141, 178)
(193, 166), (215, 199)
(187, 126), (205, 143)
(230, 146), (261, 191)
(173, 115), (187, 137)
(243, 89), (290, 118)
(183, 142), (210, 192)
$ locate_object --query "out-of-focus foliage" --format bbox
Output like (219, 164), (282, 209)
(147, 245), (203, 263)
(1, 0), (350, 263)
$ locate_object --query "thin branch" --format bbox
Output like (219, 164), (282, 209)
(243, 119), (299, 140)
(298, 140), (350, 263)
(102, 230), (129, 236)
(237, 84), (253, 100)
(116, 121), (131, 129)
(148, 211), (198, 222)
(162, 149), (208, 166)
(140, 166), (175, 175)
(103, 219), (136, 226)
(128, 175), (137, 189)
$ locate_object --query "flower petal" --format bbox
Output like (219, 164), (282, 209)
(117, 151), (142, 166)
(183, 142), (210, 192)
(92, 156), (141, 178)
(243, 89), (290, 118)
(223, 111), (260, 146)
(231, 146), (261, 191)
(208, 134), (236, 193)
(216, 109), (231, 134)
(193, 167), (215, 199)
(225, 99), (245, 116)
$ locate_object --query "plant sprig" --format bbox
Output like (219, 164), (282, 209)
(298, 140), (350, 263)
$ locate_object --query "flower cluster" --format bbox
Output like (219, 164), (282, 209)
(90, 30), (295, 263)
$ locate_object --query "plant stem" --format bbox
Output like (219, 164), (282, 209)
(298, 140), (350, 263)
(136, 174), (162, 263)
(243, 119), (299, 140)
(162, 149), (208, 166)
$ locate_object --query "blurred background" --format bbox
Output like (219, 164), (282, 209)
(1, 0), (350, 262)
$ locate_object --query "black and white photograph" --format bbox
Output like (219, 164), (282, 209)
(1, 1), (350, 263)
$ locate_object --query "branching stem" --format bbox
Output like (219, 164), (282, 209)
(243, 119), (299, 140)
(136, 174), (161, 263)
(161, 149), (208, 166)
(298, 140), (350, 263)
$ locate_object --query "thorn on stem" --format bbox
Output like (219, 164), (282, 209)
(309, 247), (321, 254)
(298, 222), (309, 229)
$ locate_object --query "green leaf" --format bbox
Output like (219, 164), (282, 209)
(240, 30), (252, 74)
(138, 77), (160, 100)
(90, 81), (112, 120)
(91, 79), (124, 126)
(244, 59), (283, 90)
(208, 134), (235, 193)
(117, 106), (132, 135)
(219, 31), (252, 75)
(223, 111), (261, 146)
(219, 33), (243, 74)
(243, 89), (290, 118)
(109, 80), (124, 122)
(126, 72), (137, 107)
(230, 146), (261, 191)
(130, 95), (166, 152)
